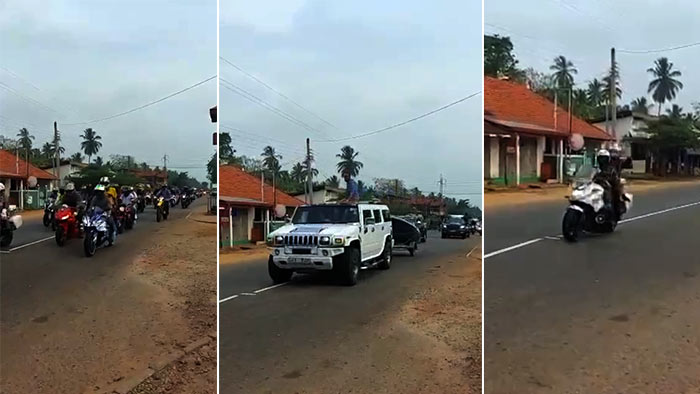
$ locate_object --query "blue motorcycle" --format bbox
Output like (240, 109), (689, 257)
(82, 207), (115, 257)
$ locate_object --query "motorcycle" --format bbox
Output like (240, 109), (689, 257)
(170, 194), (179, 208)
(43, 198), (57, 230)
(1, 205), (23, 247)
(54, 204), (81, 246)
(562, 164), (633, 242)
(156, 197), (169, 222)
(144, 193), (153, 207)
(136, 195), (146, 213)
(123, 203), (136, 230)
(113, 204), (127, 234)
(82, 207), (114, 257)
(180, 193), (192, 209)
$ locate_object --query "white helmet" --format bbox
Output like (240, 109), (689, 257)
(99, 176), (110, 185)
(0, 182), (4, 192)
(66, 182), (75, 191)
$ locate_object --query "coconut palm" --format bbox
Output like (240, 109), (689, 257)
(41, 142), (53, 158)
(80, 128), (102, 163)
(666, 104), (684, 119)
(647, 57), (683, 116)
(16, 128), (34, 152)
(260, 146), (282, 176)
(587, 79), (605, 108)
(291, 162), (305, 183)
(94, 156), (104, 167)
(550, 56), (578, 89)
(325, 175), (340, 188)
(335, 145), (363, 177)
(572, 89), (591, 118)
(630, 97), (651, 114)
(70, 152), (84, 162)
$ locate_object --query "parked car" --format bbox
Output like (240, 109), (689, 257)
(441, 215), (469, 239)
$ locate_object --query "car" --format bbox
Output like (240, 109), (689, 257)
(267, 202), (394, 286)
(441, 215), (469, 239)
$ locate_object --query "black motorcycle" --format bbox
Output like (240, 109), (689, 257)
(43, 198), (57, 230)
(156, 197), (170, 222)
(136, 195), (146, 213)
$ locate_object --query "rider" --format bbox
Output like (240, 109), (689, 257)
(594, 149), (624, 219)
(120, 186), (138, 220)
(155, 183), (173, 216)
(89, 183), (117, 240)
(60, 182), (81, 208)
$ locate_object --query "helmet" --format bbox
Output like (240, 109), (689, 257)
(597, 149), (611, 169)
(121, 186), (129, 193)
(99, 176), (110, 185)
(65, 182), (75, 191)
(94, 184), (106, 191)
(0, 182), (4, 192)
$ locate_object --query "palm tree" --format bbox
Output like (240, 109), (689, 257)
(550, 56), (578, 89)
(291, 162), (305, 184)
(647, 57), (683, 116)
(94, 156), (104, 167)
(70, 152), (84, 162)
(587, 79), (605, 108)
(325, 175), (340, 188)
(572, 89), (591, 118)
(16, 128), (34, 152)
(260, 146), (282, 176)
(630, 97), (650, 114)
(80, 128), (102, 163)
(220, 132), (233, 159)
(41, 142), (53, 158)
(666, 104), (684, 119)
(335, 145), (363, 177)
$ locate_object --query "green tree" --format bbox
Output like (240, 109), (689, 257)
(207, 153), (217, 184)
(666, 104), (684, 119)
(290, 162), (305, 184)
(94, 156), (104, 167)
(550, 55), (577, 89)
(646, 116), (699, 175)
(587, 79), (605, 108)
(16, 128), (34, 152)
(220, 132), (234, 161)
(572, 88), (592, 118)
(41, 142), (53, 158)
(336, 145), (363, 177)
(80, 128), (103, 163)
(630, 97), (651, 114)
(484, 35), (524, 80)
(260, 145), (282, 177)
(70, 152), (84, 162)
(647, 57), (683, 116)
(325, 175), (340, 188)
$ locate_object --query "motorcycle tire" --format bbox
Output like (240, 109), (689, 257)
(563, 209), (583, 242)
(55, 226), (66, 247)
(117, 220), (124, 234)
(0, 232), (12, 248)
(84, 231), (97, 257)
(51, 218), (57, 232)
(157, 209), (162, 222)
(125, 218), (133, 230)
(43, 213), (51, 227)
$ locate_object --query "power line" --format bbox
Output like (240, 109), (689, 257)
(316, 92), (481, 143)
(618, 41), (700, 54)
(62, 75), (216, 126)
(0, 81), (65, 116)
(220, 56), (340, 133)
(220, 78), (328, 138)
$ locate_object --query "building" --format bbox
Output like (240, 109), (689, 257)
(0, 149), (57, 209)
(484, 77), (613, 186)
(292, 185), (345, 204)
(40, 159), (87, 186)
(219, 165), (303, 247)
(409, 196), (446, 217)
(127, 168), (168, 186)
(591, 110), (656, 174)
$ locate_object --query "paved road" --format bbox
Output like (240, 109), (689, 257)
(0, 211), (53, 251)
(219, 232), (479, 393)
(0, 198), (206, 394)
(485, 182), (700, 393)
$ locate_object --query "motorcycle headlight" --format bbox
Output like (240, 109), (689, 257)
(460, 225), (466, 229)
(119, 206), (125, 212)
(61, 215), (70, 220)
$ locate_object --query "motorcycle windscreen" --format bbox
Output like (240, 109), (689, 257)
(391, 217), (421, 245)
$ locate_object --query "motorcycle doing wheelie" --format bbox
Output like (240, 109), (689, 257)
(156, 196), (169, 222)
(54, 204), (82, 246)
(82, 206), (115, 257)
(562, 164), (633, 242)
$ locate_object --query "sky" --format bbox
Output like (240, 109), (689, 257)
(220, 0), (483, 207)
(0, 0), (216, 182)
(486, 0), (699, 114)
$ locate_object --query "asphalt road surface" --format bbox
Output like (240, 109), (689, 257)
(219, 231), (480, 393)
(485, 182), (700, 393)
(0, 198), (207, 394)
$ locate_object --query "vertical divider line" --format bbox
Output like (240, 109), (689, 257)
(215, 0), (221, 391)
(480, 0), (486, 390)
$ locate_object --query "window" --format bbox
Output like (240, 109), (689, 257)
(382, 209), (390, 221)
(362, 209), (373, 224)
(373, 209), (382, 223)
(292, 206), (359, 224)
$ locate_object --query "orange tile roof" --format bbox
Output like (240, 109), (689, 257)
(0, 149), (57, 180)
(219, 165), (303, 207)
(484, 77), (612, 140)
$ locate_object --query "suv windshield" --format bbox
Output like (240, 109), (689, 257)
(292, 205), (360, 224)
(447, 217), (464, 224)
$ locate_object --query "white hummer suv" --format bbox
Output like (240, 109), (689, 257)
(267, 203), (393, 286)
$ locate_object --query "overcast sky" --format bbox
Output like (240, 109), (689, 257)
(221, 0), (482, 207)
(486, 0), (699, 113)
(0, 0), (216, 181)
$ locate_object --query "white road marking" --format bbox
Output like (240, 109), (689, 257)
(543, 236), (562, 241)
(485, 200), (700, 259)
(253, 282), (288, 294)
(218, 294), (239, 303)
(484, 238), (543, 259)
(239, 292), (256, 296)
(8, 236), (54, 252)
(466, 245), (479, 258)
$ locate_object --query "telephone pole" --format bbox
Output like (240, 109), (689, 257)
(306, 138), (313, 204)
(162, 154), (168, 172)
(53, 121), (60, 188)
(610, 47), (617, 141)
(438, 174), (445, 196)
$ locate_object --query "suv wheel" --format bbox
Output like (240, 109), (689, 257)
(268, 256), (293, 284)
(378, 239), (392, 270)
(336, 246), (360, 286)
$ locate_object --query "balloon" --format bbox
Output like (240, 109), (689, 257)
(569, 133), (584, 151)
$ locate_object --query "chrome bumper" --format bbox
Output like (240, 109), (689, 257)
(270, 247), (345, 270)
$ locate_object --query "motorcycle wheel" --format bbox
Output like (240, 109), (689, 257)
(50, 217), (57, 232)
(55, 226), (66, 246)
(117, 220), (124, 234)
(0, 231), (12, 247)
(156, 209), (162, 222)
(43, 213), (51, 227)
(562, 209), (582, 242)
(84, 231), (97, 257)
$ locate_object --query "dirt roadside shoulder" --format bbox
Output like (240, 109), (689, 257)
(486, 179), (700, 211)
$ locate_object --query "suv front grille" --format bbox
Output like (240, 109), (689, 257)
(283, 234), (319, 246)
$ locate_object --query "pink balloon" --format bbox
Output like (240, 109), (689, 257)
(569, 133), (584, 151)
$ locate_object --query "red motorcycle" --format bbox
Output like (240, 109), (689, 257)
(123, 204), (136, 230)
(55, 205), (81, 246)
(113, 205), (126, 234)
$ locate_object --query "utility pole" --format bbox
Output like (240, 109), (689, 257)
(162, 154), (168, 172)
(306, 138), (313, 204)
(261, 171), (264, 202)
(53, 121), (59, 188)
(568, 87), (573, 137)
(553, 90), (558, 130)
(610, 47), (617, 142)
(438, 174), (445, 196)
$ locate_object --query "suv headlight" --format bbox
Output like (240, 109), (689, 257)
(319, 236), (331, 246)
(333, 237), (344, 246)
(268, 235), (284, 246)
